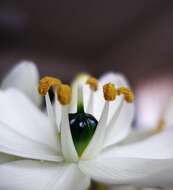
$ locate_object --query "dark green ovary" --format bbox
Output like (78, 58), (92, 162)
(69, 113), (98, 157)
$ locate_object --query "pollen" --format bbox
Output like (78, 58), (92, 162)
(58, 84), (72, 105)
(118, 87), (134, 103)
(103, 83), (117, 101)
(86, 77), (98, 91)
(38, 76), (62, 96)
(153, 119), (166, 134)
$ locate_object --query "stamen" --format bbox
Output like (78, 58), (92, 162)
(153, 119), (166, 134)
(103, 83), (117, 101)
(117, 87), (134, 103)
(58, 84), (72, 105)
(86, 77), (98, 91)
(38, 76), (61, 96)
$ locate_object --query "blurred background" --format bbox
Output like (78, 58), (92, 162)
(0, 0), (173, 127)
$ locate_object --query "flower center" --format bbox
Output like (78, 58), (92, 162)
(38, 76), (134, 158)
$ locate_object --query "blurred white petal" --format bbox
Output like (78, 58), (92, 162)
(119, 128), (153, 145)
(0, 160), (90, 190)
(110, 185), (137, 190)
(79, 157), (173, 187)
(136, 77), (173, 128)
(0, 121), (62, 161)
(102, 127), (173, 159)
(1, 61), (41, 106)
(0, 152), (18, 164)
(99, 72), (129, 87)
(163, 97), (173, 128)
(0, 89), (58, 151)
(79, 127), (173, 187)
(104, 100), (134, 148)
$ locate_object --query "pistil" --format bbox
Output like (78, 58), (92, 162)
(77, 85), (84, 113)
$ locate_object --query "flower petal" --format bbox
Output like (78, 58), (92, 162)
(0, 121), (62, 161)
(0, 153), (19, 164)
(0, 160), (90, 190)
(99, 72), (135, 147)
(119, 128), (154, 146)
(99, 72), (129, 87)
(0, 88), (58, 151)
(104, 101), (135, 148)
(163, 97), (173, 128)
(79, 128), (173, 187)
(1, 61), (41, 106)
(79, 157), (173, 187)
(110, 185), (137, 190)
(102, 127), (173, 159)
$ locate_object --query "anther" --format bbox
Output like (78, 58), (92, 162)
(118, 87), (134, 103)
(153, 119), (166, 134)
(103, 83), (117, 101)
(38, 76), (62, 96)
(86, 77), (98, 91)
(58, 84), (72, 105)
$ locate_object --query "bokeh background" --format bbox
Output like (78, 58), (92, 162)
(0, 0), (173, 128)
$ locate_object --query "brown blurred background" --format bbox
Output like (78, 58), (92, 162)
(0, 0), (173, 127)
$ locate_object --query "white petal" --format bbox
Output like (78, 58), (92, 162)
(119, 128), (154, 146)
(0, 121), (62, 161)
(79, 157), (173, 187)
(79, 128), (173, 187)
(81, 102), (109, 159)
(99, 72), (129, 87)
(102, 127), (173, 159)
(99, 72), (135, 147)
(0, 153), (19, 164)
(0, 89), (58, 151)
(61, 106), (78, 162)
(0, 160), (90, 190)
(110, 185), (137, 190)
(104, 100), (135, 148)
(163, 97), (173, 128)
(1, 61), (41, 106)
(70, 73), (90, 113)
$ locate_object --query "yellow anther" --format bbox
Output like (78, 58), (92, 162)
(118, 87), (134, 103)
(103, 83), (117, 101)
(58, 84), (72, 105)
(38, 76), (61, 96)
(86, 77), (98, 91)
(153, 119), (166, 134)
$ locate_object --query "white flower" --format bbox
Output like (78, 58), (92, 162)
(0, 61), (42, 166)
(0, 66), (173, 190)
(1, 61), (41, 106)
